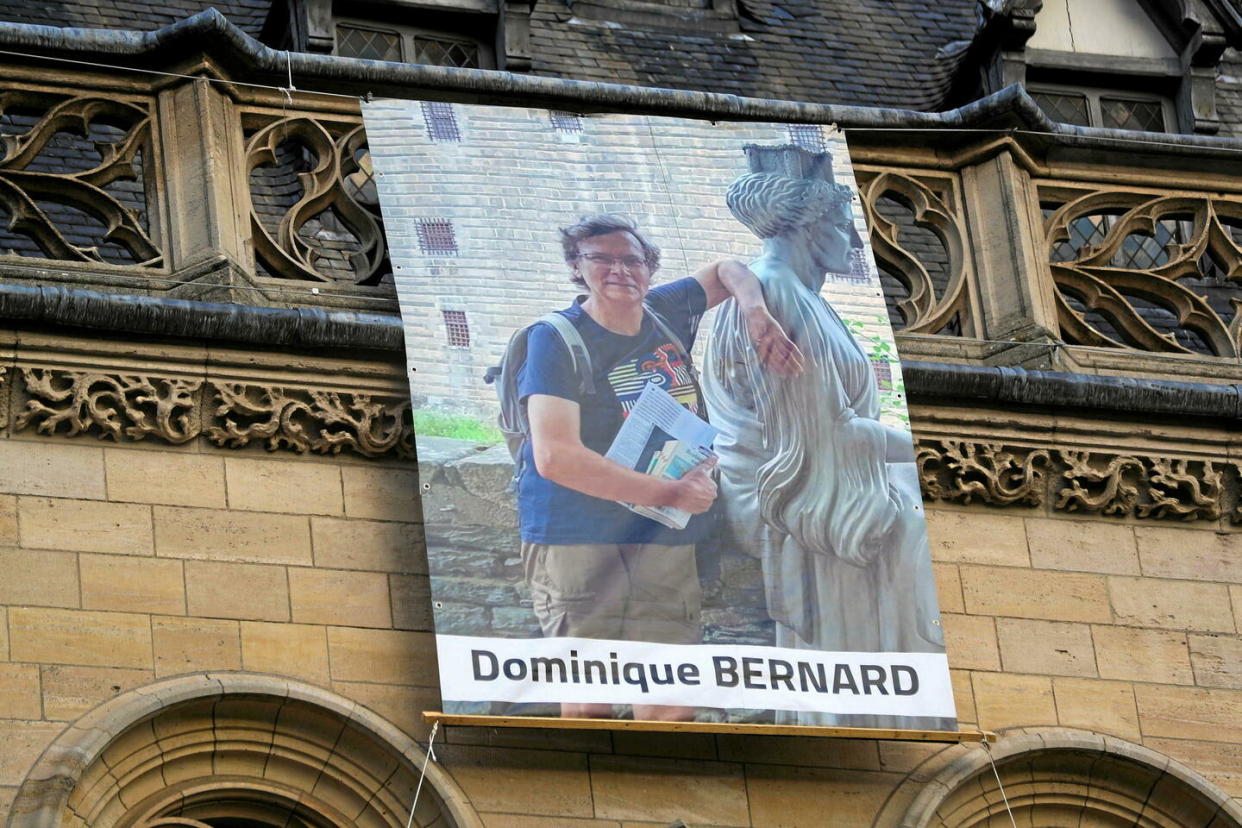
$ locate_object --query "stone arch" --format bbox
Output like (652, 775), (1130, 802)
(7, 673), (483, 828)
(887, 728), (1242, 828)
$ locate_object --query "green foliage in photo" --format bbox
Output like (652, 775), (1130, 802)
(413, 410), (504, 444)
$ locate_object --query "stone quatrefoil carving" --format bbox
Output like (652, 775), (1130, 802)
(919, 439), (1239, 523)
(12, 368), (413, 459)
(0, 91), (161, 266)
(1044, 190), (1242, 357)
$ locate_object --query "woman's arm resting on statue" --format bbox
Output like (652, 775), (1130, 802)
(527, 394), (717, 514)
(694, 258), (805, 376)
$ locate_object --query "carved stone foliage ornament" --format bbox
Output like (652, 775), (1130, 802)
(15, 369), (201, 443)
(9, 368), (411, 459)
(917, 439), (1049, 506)
(0, 90), (161, 267)
(919, 439), (1237, 523)
(1044, 190), (1242, 357)
(246, 116), (389, 285)
(206, 383), (413, 458)
(858, 171), (972, 335)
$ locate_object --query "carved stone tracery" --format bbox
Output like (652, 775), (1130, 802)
(246, 115), (389, 286)
(0, 90), (161, 267)
(1044, 189), (1242, 357)
(858, 171), (973, 335)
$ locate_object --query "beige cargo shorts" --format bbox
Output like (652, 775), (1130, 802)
(521, 542), (702, 644)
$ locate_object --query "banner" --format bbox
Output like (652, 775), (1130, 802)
(364, 100), (956, 730)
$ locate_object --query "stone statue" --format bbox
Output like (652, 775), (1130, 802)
(703, 144), (949, 728)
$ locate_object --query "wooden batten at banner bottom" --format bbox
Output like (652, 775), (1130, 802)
(422, 712), (997, 743)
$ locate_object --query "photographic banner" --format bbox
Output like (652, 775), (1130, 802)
(363, 100), (957, 729)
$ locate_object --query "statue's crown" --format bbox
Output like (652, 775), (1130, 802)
(742, 143), (835, 184)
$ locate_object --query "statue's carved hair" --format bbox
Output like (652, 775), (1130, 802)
(559, 214), (661, 286)
(726, 173), (852, 239)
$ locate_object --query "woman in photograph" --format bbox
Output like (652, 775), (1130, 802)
(703, 145), (948, 728)
(518, 213), (802, 721)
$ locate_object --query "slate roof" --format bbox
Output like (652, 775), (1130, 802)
(0, 0), (268, 37)
(1219, 50), (1242, 138)
(0, 0), (1237, 126)
(528, 0), (980, 109)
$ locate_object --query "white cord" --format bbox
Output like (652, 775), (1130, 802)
(0, 48), (358, 100)
(404, 721), (440, 828)
(982, 740), (1020, 828)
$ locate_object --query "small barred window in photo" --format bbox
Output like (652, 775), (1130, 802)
(442, 310), (470, 347)
(788, 124), (826, 153)
(871, 358), (893, 390)
(549, 111), (583, 133)
(421, 101), (462, 142)
(417, 219), (458, 255)
(846, 247), (871, 282)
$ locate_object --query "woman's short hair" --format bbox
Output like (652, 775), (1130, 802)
(726, 173), (852, 239)
(559, 214), (661, 286)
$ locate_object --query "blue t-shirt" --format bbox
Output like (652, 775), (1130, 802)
(517, 277), (711, 545)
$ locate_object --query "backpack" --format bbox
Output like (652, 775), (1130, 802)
(484, 302), (697, 489)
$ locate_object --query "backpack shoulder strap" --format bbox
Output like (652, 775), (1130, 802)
(642, 305), (689, 362)
(536, 312), (595, 396)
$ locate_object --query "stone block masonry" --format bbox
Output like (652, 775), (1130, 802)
(0, 418), (1239, 824)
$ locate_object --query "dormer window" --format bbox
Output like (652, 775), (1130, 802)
(335, 18), (492, 69)
(261, 0), (528, 71)
(968, 0), (1241, 135)
(1030, 84), (1173, 132)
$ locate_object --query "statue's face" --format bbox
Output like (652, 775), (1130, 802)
(804, 200), (856, 275)
(572, 230), (652, 305)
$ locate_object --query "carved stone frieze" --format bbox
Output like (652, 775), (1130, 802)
(8, 367), (413, 460)
(206, 382), (413, 459)
(917, 440), (1236, 523)
(917, 439), (1049, 506)
(1056, 450), (1146, 517)
(1056, 451), (1227, 522)
(14, 368), (201, 443)
(1141, 457), (1224, 521)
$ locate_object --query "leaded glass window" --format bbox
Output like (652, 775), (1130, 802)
(336, 25), (402, 62)
(1100, 97), (1166, 132)
(414, 36), (481, 69)
(1032, 92), (1091, 127)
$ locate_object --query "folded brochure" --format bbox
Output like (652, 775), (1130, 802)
(604, 382), (719, 530)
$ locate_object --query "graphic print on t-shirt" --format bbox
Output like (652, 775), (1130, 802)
(607, 342), (702, 416)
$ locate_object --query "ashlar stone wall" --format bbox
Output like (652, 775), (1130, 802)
(0, 344), (1239, 826)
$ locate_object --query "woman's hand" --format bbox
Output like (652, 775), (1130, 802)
(744, 306), (805, 377)
(664, 457), (718, 514)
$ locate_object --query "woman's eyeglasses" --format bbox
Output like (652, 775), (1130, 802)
(578, 253), (648, 270)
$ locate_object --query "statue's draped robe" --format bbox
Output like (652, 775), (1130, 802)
(703, 264), (948, 728)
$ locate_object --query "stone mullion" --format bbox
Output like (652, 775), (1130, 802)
(155, 78), (250, 277)
(960, 150), (1062, 347)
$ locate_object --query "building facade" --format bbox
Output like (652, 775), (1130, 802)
(0, 0), (1240, 826)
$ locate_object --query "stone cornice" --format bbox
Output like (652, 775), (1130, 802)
(0, 334), (1237, 525)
